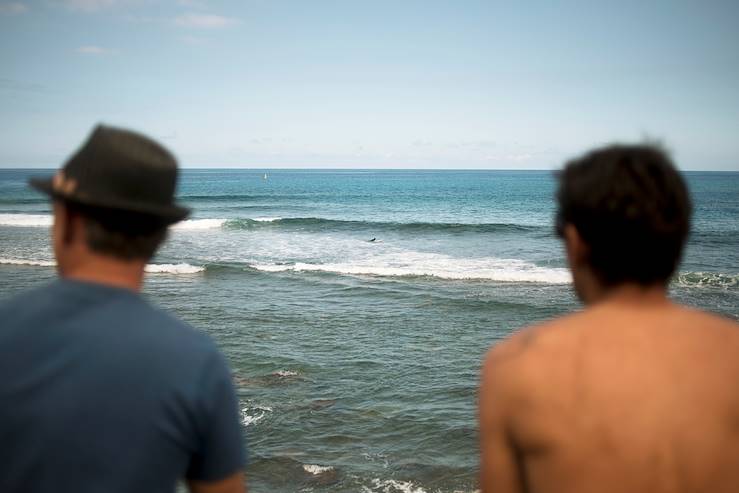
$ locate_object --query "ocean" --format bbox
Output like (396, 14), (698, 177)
(1, 169), (737, 492)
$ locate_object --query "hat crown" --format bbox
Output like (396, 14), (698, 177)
(63, 125), (179, 207)
(29, 124), (190, 224)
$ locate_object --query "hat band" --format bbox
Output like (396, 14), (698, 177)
(53, 171), (78, 196)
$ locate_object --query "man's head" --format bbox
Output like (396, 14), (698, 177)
(556, 144), (692, 302)
(51, 201), (169, 275)
(31, 124), (190, 282)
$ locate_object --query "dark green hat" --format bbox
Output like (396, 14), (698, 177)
(29, 124), (190, 224)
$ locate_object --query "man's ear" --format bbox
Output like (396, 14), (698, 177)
(58, 202), (82, 247)
(563, 224), (589, 267)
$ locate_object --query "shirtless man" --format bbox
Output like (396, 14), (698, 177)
(479, 145), (739, 493)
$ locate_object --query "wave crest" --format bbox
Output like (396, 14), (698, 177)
(0, 213), (52, 227)
(171, 219), (227, 230)
(0, 214), (227, 231)
(0, 257), (55, 267)
(251, 254), (572, 284)
(144, 263), (205, 274)
(225, 217), (542, 234)
(0, 213), (543, 235)
(0, 258), (204, 274)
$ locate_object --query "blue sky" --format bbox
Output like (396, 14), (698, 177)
(1, 1), (738, 169)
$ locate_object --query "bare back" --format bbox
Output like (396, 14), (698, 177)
(480, 303), (739, 493)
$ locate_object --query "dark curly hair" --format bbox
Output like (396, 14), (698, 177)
(556, 144), (692, 287)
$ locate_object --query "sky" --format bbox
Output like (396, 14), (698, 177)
(1, 1), (738, 169)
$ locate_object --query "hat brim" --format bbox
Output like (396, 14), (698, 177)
(29, 176), (191, 225)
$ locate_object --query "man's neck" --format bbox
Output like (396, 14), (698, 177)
(62, 255), (146, 293)
(589, 283), (670, 308)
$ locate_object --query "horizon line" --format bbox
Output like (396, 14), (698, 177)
(1, 166), (737, 172)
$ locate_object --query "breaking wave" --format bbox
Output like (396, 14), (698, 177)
(171, 218), (227, 230)
(0, 258), (204, 274)
(0, 213), (542, 233)
(0, 213), (52, 227)
(0, 257), (55, 267)
(0, 252), (571, 283)
(0, 213), (542, 235)
(223, 217), (542, 234)
(251, 254), (571, 284)
(143, 263), (205, 274)
(5, 255), (734, 288)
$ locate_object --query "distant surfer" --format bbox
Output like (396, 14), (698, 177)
(368, 238), (376, 242)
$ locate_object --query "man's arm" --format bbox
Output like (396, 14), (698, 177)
(188, 471), (246, 493)
(479, 346), (525, 493)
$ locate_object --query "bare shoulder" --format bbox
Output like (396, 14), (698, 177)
(487, 309), (593, 357)
(676, 305), (739, 328)
(668, 305), (739, 343)
(482, 311), (588, 385)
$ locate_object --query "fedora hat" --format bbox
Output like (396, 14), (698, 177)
(30, 124), (190, 224)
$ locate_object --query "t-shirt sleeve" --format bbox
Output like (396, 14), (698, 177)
(186, 349), (246, 482)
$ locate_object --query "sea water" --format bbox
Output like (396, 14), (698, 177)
(0, 169), (737, 492)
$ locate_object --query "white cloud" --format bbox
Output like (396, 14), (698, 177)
(174, 12), (239, 29)
(76, 45), (112, 55)
(0, 2), (28, 14)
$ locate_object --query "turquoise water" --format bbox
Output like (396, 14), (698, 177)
(1, 169), (737, 492)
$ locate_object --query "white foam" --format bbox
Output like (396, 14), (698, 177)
(240, 405), (273, 427)
(0, 258), (204, 274)
(675, 271), (738, 288)
(0, 213), (52, 227)
(251, 252), (571, 284)
(303, 464), (334, 475)
(369, 479), (428, 493)
(144, 263), (205, 274)
(252, 263), (294, 273)
(0, 214), (227, 231)
(171, 218), (227, 230)
(169, 216), (282, 229)
(272, 370), (299, 377)
(0, 257), (55, 267)
(252, 217), (282, 222)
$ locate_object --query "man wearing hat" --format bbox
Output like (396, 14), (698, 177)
(0, 125), (246, 493)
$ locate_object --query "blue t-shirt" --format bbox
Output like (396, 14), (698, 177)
(0, 279), (245, 492)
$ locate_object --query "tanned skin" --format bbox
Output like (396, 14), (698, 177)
(53, 201), (247, 493)
(189, 472), (246, 493)
(479, 225), (739, 493)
